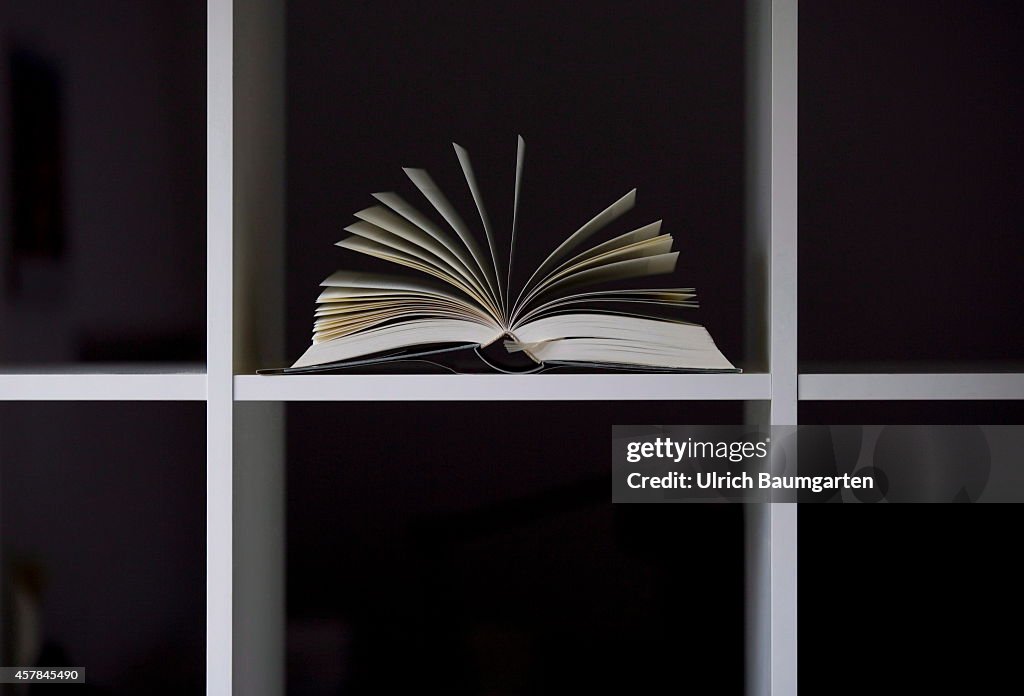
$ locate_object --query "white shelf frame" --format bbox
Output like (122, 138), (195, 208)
(0, 2), (1020, 695)
(234, 373), (772, 402)
(7, 369), (1023, 404)
(798, 373), (1024, 401)
(0, 365), (205, 401)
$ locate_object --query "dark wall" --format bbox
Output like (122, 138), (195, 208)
(1, 0), (206, 363)
(798, 399), (1022, 692)
(286, 400), (748, 695)
(0, 403), (205, 694)
(800, 1), (1024, 365)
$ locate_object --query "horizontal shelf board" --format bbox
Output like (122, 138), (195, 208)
(800, 360), (1024, 374)
(798, 373), (1024, 401)
(0, 364), (206, 401)
(234, 372), (771, 402)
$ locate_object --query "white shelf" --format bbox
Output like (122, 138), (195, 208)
(7, 368), (1020, 403)
(0, 364), (206, 401)
(234, 372), (771, 402)
(798, 372), (1024, 401)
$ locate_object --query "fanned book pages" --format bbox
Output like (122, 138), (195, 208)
(262, 138), (737, 375)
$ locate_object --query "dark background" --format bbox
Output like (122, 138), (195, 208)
(799, 1), (1024, 367)
(286, 401), (747, 695)
(798, 400), (1023, 691)
(0, 0), (205, 364)
(0, 403), (205, 695)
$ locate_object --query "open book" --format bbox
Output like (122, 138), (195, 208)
(266, 138), (736, 374)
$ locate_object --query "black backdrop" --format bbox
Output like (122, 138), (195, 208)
(800, 1), (1024, 365)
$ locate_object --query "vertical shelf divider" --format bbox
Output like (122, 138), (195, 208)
(770, 1), (798, 695)
(207, 0), (235, 694)
(747, 2), (798, 695)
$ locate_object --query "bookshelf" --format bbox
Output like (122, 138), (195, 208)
(0, 1), (1020, 695)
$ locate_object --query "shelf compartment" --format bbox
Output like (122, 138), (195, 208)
(234, 372), (770, 402)
(0, 363), (205, 401)
(1, 1), (206, 366)
(283, 400), (746, 693)
(0, 402), (205, 691)
(271, 0), (757, 375)
(799, 2), (1024, 366)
